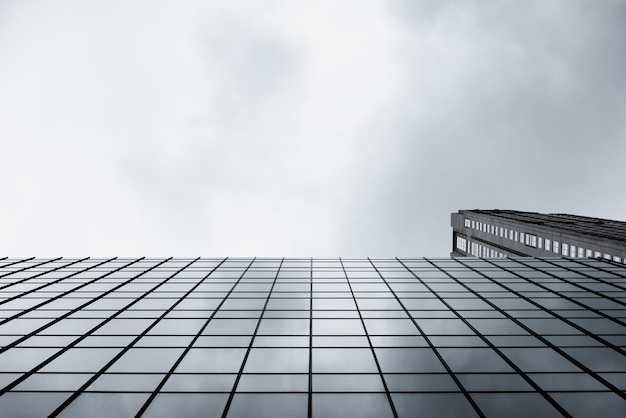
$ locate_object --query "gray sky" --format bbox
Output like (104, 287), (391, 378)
(1, 0), (625, 257)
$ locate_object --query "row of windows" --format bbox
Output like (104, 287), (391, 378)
(455, 239), (507, 258)
(463, 219), (624, 263)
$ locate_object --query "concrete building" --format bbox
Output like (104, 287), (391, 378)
(451, 210), (626, 263)
(1, 256), (626, 417)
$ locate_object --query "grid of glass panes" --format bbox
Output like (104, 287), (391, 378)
(1, 257), (626, 417)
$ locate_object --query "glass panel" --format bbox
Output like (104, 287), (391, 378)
(14, 373), (91, 391)
(392, 393), (479, 418)
(142, 394), (228, 418)
(312, 374), (385, 392)
(175, 348), (247, 373)
(0, 393), (70, 418)
(108, 348), (184, 373)
(438, 348), (515, 373)
(57, 393), (149, 418)
(457, 374), (533, 392)
(500, 348), (581, 372)
(374, 348), (446, 373)
(257, 319), (309, 335)
(238, 374), (308, 392)
(384, 374), (458, 392)
(312, 394), (394, 418)
(550, 393), (626, 418)
(313, 319), (364, 335)
(88, 373), (164, 392)
(162, 374), (236, 392)
(471, 393), (563, 418)
(312, 348), (378, 373)
(226, 394), (307, 418)
(363, 319), (420, 335)
(0, 348), (60, 372)
(243, 348), (309, 373)
(40, 348), (122, 373)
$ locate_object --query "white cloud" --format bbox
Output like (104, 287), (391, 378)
(1, 0), (625, 256)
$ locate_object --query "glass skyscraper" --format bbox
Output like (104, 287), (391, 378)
(1, 256), (625, 417)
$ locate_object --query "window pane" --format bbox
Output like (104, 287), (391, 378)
(313, 394), (393, 418)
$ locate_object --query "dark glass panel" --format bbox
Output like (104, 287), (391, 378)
(238, 374), (308, 392)
(392, 393), (479, 418)
(57, 393), (148, 418)
(312, 374), (385, 392)
(313, 348), (378, 373)
(374, 348), (446, 373)
(470, 393), (562, 418)
(243, 348), (309, 373)
(142, 394), (228, 418)
(313, 394), (394, 418)
(0, 392), (71, 418)
(226, 394), (307, 418)
(175, 348), (247, 373)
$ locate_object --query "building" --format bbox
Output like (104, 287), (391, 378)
(1, 256), (626, 417)
(451, 209), (626, 263)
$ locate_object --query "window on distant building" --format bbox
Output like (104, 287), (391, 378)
(562, 243), (569, 256)
(570, 245), (576, 257)
(578, 248), (584, 258)
(545, 239), (551, 251)
(586, 249), (592, 257)
(525, 234), (537, 248)
(553, 241), (560, 254)
(456, 236), (468, 252)
(537, 237), (543, 249)
(520, 232), (525, 243)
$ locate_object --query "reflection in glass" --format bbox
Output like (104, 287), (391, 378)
(142, 394), (228, 418)
(313, 394), (394, 418)
(57, 393), (149, 418)
(313, 348), (378, 373)
(0, 392), (70, 418)
(243, 348), (308, 373)
(471, 393), (562, 418)
(227, 394), (307, 418)
(392, 393), (480, 418)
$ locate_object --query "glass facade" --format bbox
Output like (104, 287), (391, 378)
(1, 256), (626, 417)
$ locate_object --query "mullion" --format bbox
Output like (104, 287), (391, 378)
(48, 257), (200, 417)
(0, 257), (38, 279)
(444, 257), (626, 401)
(220, 258), (284, 418)
(481, 258), (626, 356)
(519, 258), (626, 297)
(0, 257), (89, 306)
(368, 258), (486, 418)
(407, 257), (573, 417)
(530, 257), (626, 293)
(0, 257), (167, 394)
(561, 257), (626, 281)
(0, 257), (53, 281)
(111, 258), (224, 416)
(134, 257), (255, 417)
(0, 257), (131, 354)
(308, 257), (313, 418)
(339, 257), (399, 418)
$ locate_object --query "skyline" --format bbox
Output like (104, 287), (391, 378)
(1, 0), (626, 256)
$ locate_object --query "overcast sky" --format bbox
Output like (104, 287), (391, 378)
(1, 0), (625, 257)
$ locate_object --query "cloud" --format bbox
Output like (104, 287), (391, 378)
(1, 0), (625, 256)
